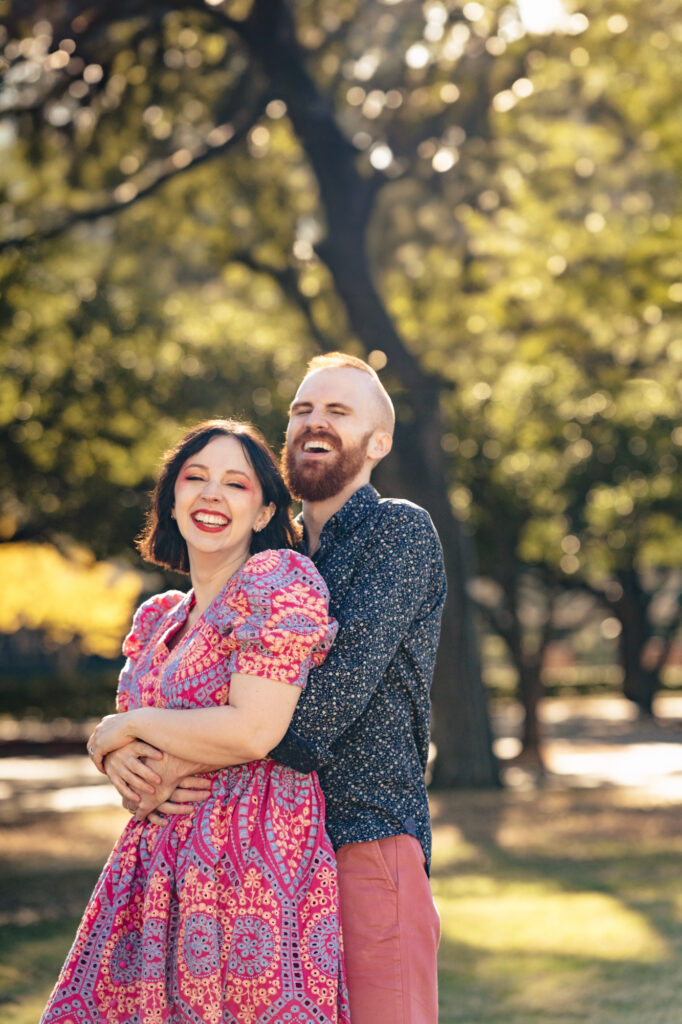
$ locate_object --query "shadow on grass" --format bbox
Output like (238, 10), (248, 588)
(0, 807), (125, 1023)
(2, 793), (682, 1024)
(431, 790), (682, 1024)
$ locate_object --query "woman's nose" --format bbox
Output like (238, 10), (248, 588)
(199, 480), (221, 499)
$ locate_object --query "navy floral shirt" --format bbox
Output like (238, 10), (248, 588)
(270, 484), (446, 869)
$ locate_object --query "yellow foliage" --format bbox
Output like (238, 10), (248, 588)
(0, 543), (143, 658)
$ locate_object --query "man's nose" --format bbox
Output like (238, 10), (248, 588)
(301, 407), (329, 431)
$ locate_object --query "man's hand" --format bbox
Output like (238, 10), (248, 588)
(104, 743), (213, 824)
(103, 740), (163, 806)
(138, 774), (213, 825)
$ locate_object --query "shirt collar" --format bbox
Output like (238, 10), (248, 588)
(298, 484), (380, 553)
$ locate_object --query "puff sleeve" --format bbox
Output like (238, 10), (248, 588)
(116, 591), (184, 711)
(218, 549), (337, 689)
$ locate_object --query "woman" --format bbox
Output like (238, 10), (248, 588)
(41, 419), (350, 1024)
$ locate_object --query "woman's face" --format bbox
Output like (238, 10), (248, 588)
(173, 435), (274, 570)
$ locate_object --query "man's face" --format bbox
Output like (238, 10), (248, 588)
(283, 368), (380, 502)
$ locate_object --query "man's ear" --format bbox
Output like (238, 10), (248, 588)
(367, 430), (393, 463)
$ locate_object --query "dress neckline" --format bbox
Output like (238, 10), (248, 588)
(159, 553), (262, 653)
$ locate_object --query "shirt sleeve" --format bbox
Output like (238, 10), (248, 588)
(222, 549), (337, 688)
(270, 505), (447, 773)
(116, 591), (184, 711)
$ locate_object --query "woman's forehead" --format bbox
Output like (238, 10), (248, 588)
(184, 435), (254, 471)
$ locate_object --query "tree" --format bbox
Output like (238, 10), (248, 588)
(429, 0), (682, 723)
(1, 0), (509, 785)
(3, 0), (681, 766)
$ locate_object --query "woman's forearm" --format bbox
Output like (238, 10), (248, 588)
(88, 673), (300, 772)
(128, 706), (265, 766)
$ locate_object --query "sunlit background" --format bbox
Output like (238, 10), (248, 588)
(1, 0), (682, 1020)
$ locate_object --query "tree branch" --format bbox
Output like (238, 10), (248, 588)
(0, 95), (267, 251)
(229, 249), (340, 354)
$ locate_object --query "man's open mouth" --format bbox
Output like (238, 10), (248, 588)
(302, 440), (335, 453)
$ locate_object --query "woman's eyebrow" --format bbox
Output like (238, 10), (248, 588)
(183, 464), (251, 478)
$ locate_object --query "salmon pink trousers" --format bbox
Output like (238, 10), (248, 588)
(336, 835), (441, 1024)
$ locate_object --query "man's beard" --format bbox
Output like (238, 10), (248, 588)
(282, 430), (373, 502)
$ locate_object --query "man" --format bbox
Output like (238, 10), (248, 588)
(108, 353), (446, 1023)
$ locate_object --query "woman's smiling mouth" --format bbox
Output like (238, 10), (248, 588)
(191, 510), (231, 532)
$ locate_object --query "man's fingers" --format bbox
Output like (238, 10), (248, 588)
(175, 775), (212, 791)
(155, 800), (194, 816)
(116, 783), (141, 804)
(147, 812), (168, 825)
(131, 741), (163, 761)
(123, 756), (161, 787)
(119, 766), (157, 795)
(129, 760), (162, 787)
(168, 787), (211, 804)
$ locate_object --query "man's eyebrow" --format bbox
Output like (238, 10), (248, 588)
(289, 400), (354, 412)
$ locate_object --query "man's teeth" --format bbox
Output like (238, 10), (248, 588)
(194, 513), (229, 526)
(303, 441), (333, 452)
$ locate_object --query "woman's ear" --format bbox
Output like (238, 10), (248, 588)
(254, 503), (276, 533)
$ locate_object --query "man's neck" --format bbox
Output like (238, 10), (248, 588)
(302, 479), (370, 555)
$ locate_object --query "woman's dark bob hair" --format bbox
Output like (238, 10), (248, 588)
(137, 419), (300, 574)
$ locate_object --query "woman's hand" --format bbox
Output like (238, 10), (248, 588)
(103, 740), (164, 805)
(87, 712), (140, 773)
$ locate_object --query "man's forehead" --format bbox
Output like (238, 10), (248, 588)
(293, 366), (372, 404)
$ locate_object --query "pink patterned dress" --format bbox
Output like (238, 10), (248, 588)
(42, 549), (350, 1024)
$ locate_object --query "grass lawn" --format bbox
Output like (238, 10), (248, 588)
(2, 789), (681, 1023)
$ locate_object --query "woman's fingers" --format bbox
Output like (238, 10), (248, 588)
(86, 731), (106, 774)
(104, 749), (161, 793)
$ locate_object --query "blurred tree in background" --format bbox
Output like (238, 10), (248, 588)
(1, 0), (681, 779)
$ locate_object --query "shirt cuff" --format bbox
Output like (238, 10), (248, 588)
(269, 728), (332, 774)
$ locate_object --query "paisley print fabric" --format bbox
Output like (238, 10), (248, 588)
(41, 549), (350, 1024)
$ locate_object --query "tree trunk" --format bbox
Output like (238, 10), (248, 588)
(383, 421), (499, 787)
(614, 570), (657, 716)
(517, 659), (544, 763)
(244, 0), (499, 786)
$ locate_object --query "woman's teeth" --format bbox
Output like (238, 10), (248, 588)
(193, 513), (229, 526)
